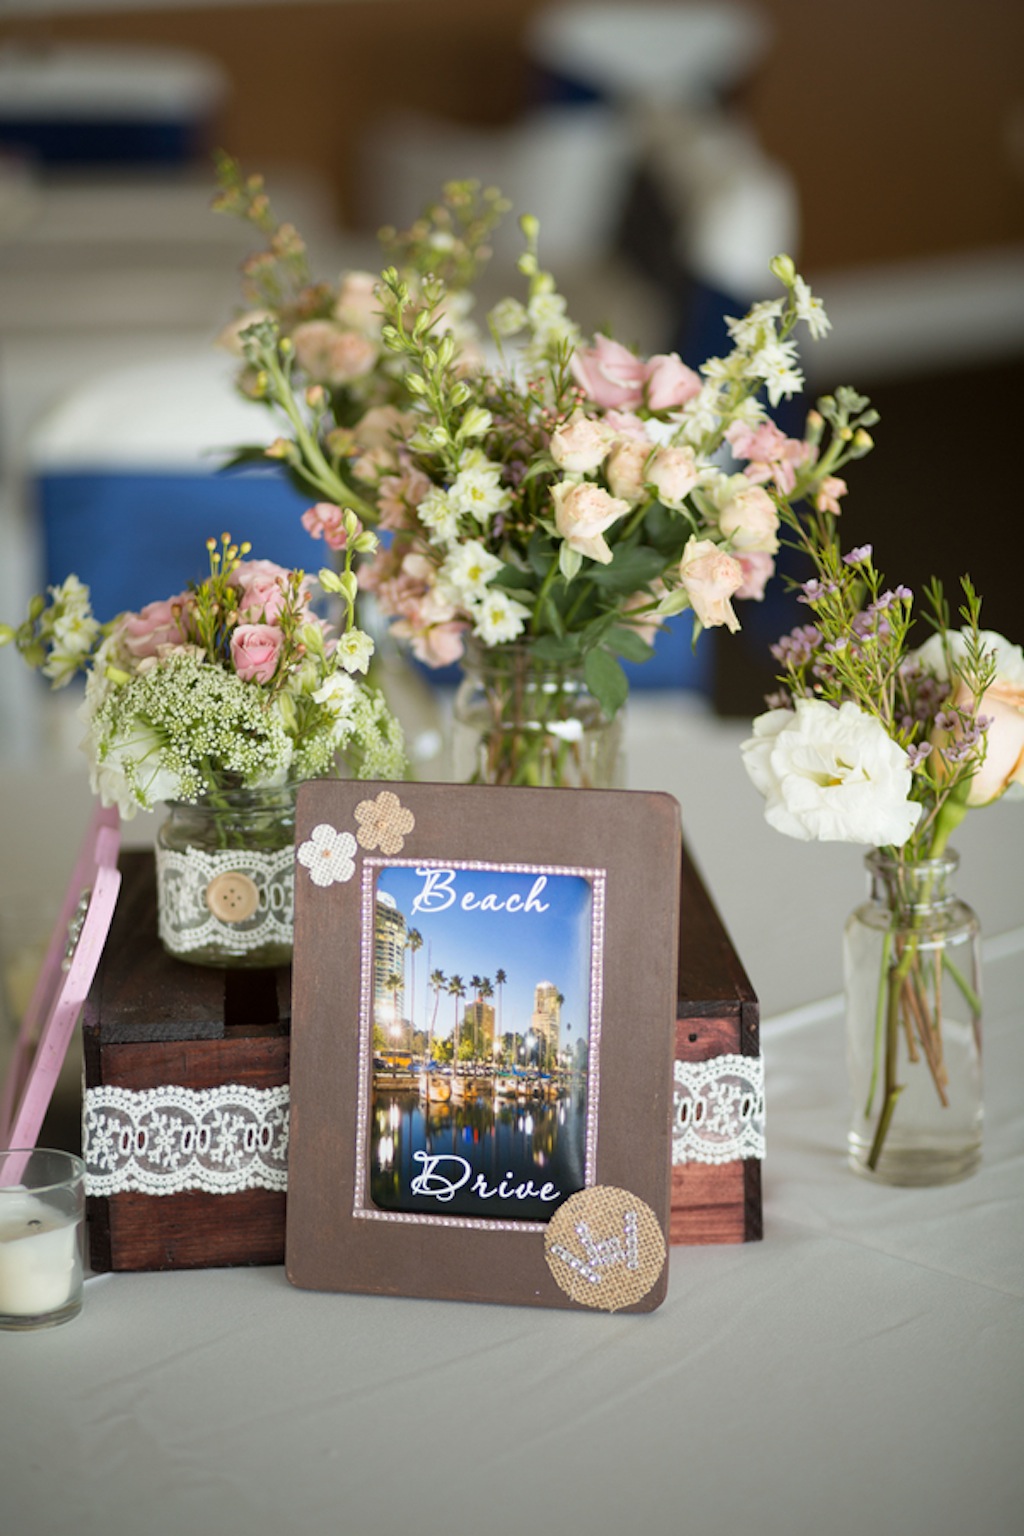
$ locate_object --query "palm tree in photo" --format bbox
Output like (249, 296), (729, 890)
(448, 974), (466, 1061)
(479, 976), (495, 1063)
(494, 968), (508, 1062)
(405, 928), (423, 1051)
(385, 970), (403, 1057)
(470, 974), (483, 1057)
(428, 968), (446, 1064)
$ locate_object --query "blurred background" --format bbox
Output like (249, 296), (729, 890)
(1, 0), (1022, 735)
(0, 0), (1021, 1145)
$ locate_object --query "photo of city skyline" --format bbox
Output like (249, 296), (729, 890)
(365, 861), (600, 1223)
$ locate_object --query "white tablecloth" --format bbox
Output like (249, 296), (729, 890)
(1, 698), (1022, 1536)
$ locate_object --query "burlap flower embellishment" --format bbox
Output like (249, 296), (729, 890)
(354, 791), (415, 855)
(297, 824), (356, 887)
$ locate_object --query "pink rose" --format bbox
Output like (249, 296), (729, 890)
(717, 483), (780, 554)
(231, 559), (296, 623)
(647, 445), (699, 508)
(291, 321), (377, 386)
(679, 539), (744, 632)
(571, 335), (648, 411)
(602, 410), (649, 442)
(606, 439), (652, 503)
(734, 551), (775, 602)
(117, 595), (190, 660)
(551, 481), (631, 564)
(231, 623), (283, 685)
(301, 502), (355, 550)
(549, 413), (614, 473)
(645, 352), (701, 412)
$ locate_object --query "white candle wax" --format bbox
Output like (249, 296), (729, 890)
(0, 1190), (81, 1316)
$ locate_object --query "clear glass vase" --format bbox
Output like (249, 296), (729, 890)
(451, 642), (625, 788)
(155, 784), (298, 968)
(843, 849), (982, 1185)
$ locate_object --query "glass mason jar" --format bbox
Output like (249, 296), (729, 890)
(843, 849), (982, 1185)
(155, 784), (298, 968)
(451, 642), (626, 788)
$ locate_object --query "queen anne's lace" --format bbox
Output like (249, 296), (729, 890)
(84, 1084), (289, 1195)
(672, 1054), (765, 1165)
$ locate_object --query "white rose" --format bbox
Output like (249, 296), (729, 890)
(741, 699), (922, 845)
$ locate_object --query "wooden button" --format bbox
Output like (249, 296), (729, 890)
(205, 871), (260, 924)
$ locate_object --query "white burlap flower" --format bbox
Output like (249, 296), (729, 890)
(297, 824), (356, 886)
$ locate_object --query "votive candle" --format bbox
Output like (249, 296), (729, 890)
(0, 1149), (85, 1328)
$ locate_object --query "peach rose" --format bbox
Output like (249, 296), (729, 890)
(678, 538), (744, 632)
(647, 444), (699, 508)
(606, 439), (652, 503)
(334, 271), (382, 330)
(231, 623), (284, 685)
(549, 413), (614, 473)
(292, 321), (377, 386)
(717, 482), (780, 554)
(551, 481), (631, 564)
(916, 630), (1024, 805)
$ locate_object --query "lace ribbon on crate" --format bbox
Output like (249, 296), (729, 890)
(84, 1083), (290, 1196)
(672, 1054), (765, 1165)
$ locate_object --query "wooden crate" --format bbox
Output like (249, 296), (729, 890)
(82, 851), (290, 1272)
(83, 841), (760, 1270)
(673, 845), (762, 1244)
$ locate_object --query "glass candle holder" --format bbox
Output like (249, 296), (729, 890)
(0, 1148), (85, 1329)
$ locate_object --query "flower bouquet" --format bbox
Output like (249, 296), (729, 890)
(213, 160), (861, 786)
(2, 533), (406, 965)
(742, 496), (1024, 1181)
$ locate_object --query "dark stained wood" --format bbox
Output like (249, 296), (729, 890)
(106, 1191), (286, 1271)
(674, 841), (762, 1245)
(84, 852), (291, 1272)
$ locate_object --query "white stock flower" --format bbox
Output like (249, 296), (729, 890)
(488, 297), (527, 337)
(335, 628), (375, 675)
(313, 670), (360, 715)
(793, 276), (831, 340)
(472, 589), (532, 645)
(747, 339), (804, 406)
(417, 487), (459, 545)
(440, 540), (504, 605)
(741, 699), (922, 846)
(447, 455), (511, 526)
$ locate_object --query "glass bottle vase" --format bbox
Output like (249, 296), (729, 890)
(843, 849), (982, 1185)
(155, 784), (298, 968)
(451, 642), (625, 788)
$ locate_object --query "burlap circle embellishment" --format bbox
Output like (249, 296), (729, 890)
(354, 791), (415, 855)
(544, 1186), (666, 1312)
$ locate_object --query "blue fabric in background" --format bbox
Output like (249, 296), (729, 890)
(36, 466), (712, 692)
(37, 468), (316, 623)
(0, 118), (210, 167)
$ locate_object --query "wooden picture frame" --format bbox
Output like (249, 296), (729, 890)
(286, 781), (681, 1313)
